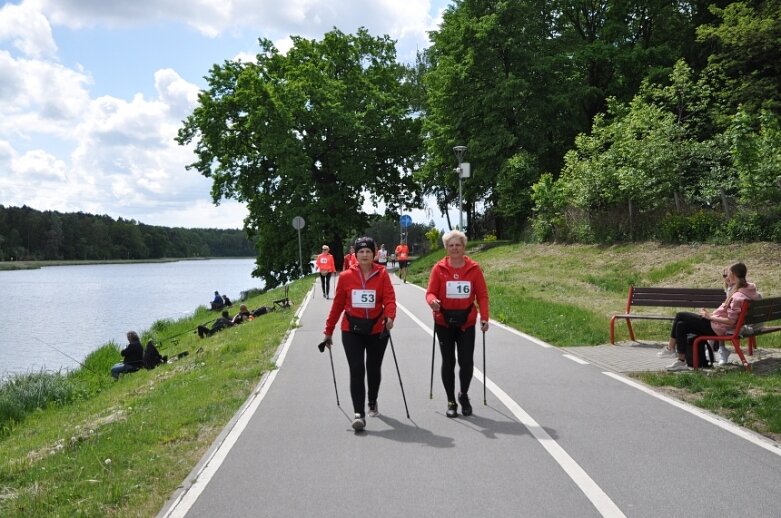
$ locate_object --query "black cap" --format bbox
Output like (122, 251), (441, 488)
(354, 236), (376, 254)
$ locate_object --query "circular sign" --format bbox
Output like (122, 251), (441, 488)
(400, 214), (412, 228)
(292, 216), (305, 230)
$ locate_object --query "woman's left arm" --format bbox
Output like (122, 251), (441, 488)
(382, 271), (397, 330)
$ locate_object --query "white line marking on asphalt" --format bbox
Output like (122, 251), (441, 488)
(563, 353), (590, 365)
(161, 286), (315, 518)
(604, 372), (781, 457)
(397, 299), (626, 518)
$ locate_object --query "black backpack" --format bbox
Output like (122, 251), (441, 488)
(684, 335), (713, 368)
(143, 340), (167, 369)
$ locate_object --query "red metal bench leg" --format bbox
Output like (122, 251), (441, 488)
(610, 316), (617, 344)
(731, 338), (750, 370)
(626, 319), (636, 342)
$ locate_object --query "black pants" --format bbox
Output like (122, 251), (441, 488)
(671, 312), (714, 353)
(435, 324), (476, 402)
(320, 273), (331, 295)
(342, 331), (389, 417)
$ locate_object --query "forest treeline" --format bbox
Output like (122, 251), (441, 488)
(177, 0), (781, 286)
(0, 205), (255, 261)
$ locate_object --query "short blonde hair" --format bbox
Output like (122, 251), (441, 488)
(442, 230), (467, 248)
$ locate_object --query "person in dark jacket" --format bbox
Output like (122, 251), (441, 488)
(197, 310), (234, 338)
(111, 330), (145, 380)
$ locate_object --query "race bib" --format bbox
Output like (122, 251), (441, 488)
(319, 258), (328, 264)
(352, 289), (377, 308)
(446, 280), (471, 299)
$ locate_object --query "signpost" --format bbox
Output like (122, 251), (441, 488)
(292, 216), (305, 277)
(400, 214), (412, 244)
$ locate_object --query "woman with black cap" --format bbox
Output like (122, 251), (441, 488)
(323, 236), (397, 431)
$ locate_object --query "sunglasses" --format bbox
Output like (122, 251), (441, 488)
(722, 273), (728, 278)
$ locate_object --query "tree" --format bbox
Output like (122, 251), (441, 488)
(178, 29), (423, 286)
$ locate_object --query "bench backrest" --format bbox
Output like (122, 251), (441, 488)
(628, 287), (726, 308)
(743, 296), (781, 325)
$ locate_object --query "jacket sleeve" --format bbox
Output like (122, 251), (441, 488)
(474, 267), (490, 322)
(382, 270), (397, 320)
(324, 272), (347, 335)
(425, 266), (441, 305)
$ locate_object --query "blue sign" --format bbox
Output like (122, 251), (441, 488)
(400, 214), (412, 228)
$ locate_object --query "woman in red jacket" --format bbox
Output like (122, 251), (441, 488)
(425, 230), (489, 418)
(323, 237), (397, 431)
(316, 245), (337, 298)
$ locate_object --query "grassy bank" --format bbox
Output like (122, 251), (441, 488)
(0, 280), (311, 516)
(1, 243), (780, 515)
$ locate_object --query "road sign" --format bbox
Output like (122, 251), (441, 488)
(400, 214), (412, 228)
(292, 216), (305, 230)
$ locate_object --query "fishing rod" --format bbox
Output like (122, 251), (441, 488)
(155, 318), (217, 348)
(33, 336), (100, 376)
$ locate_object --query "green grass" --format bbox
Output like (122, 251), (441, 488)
(0, 279), (312, 517)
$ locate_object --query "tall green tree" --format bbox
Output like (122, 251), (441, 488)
(177, 29), (423, 286)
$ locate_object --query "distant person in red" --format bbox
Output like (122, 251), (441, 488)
(322, 236), (397, 432)
(425, 230), (489, 418)
(343, 246), (358, 271)
(316, 245), (337, 298)
(395, 242), (410, 283)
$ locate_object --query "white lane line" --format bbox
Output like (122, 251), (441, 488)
(162, 286), (315, 518)
(604, 372), (781, 457)
(563, 353), (590, 365)
(396, 300), (626, 518)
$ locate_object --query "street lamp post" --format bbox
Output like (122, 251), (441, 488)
(453, 145), (468, 230)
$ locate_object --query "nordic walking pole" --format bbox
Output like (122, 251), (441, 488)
(482, 329), (487, 405)
(386, 330), (410, 418)
(318, 339), (339, 406)
(429, 320), (437, 399)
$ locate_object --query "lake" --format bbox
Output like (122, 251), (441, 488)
(0, 259), (262, 380)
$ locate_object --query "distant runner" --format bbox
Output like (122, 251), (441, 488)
(395, 241), (410, 283)
(316, 245), (336, 299)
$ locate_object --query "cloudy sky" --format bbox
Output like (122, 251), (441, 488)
(0, 0), (450, 230)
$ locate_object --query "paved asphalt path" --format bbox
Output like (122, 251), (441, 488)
(160, 274), (781, 518)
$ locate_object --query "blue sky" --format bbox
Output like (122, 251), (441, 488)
(0, 0), (452, 229)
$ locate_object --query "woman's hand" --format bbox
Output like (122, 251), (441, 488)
(429, 298), (441, 312)
(699, 308), (710, 319)
(385, 318), (394, 331)
(480, 321), (489, 332)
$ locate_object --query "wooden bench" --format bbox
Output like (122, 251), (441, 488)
(691, 296), (781, 370)
(610, 287), (727, 344)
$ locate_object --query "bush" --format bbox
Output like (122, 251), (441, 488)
(0, 371), (76, 434)
(656, 210), (724, 243)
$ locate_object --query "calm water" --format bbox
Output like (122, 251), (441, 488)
(0, 259), (262, 380)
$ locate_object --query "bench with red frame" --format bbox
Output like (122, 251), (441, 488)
(610, 287), (727, 344)
(691, 296), (781, 370)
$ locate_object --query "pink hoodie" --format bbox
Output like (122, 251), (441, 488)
(710, 282), (760, 335)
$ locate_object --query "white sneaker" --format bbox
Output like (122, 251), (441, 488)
(351, 414), (366, 431)
(368, 402), (379, 417)
(657, 347), (676, 358)
(666, 359), (691, 372)
(718, 346), (731, 366)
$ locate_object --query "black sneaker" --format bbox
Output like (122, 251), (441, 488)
(446, 401), (458, 418)
(351, 413), (366, 431)
(458, 393), (472, 416)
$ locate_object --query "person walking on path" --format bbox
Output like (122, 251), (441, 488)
(375, 244), (388, 267)
(316, 245), (337, 299)
(395, 241), (409, 282)
(343, 246), (357, 271)
(323, 236), (397, 431)
(425, 230), (489, 417)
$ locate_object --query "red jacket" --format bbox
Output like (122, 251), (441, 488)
(324, 263), (397, 335)
(426, 255), (489, 329)
(316, 252), (336, 273)
(343, 253), (357, 271)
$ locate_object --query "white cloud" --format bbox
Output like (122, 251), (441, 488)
(0, 1), (58, 58)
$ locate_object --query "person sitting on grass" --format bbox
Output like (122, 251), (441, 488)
(197, 310), (235, 338)
(111, 330), (145, 380)
(664, 262), (760, 371)
(211, 291), (224, 310)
